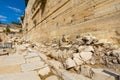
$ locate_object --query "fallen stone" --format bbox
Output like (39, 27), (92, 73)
(45, 75), (58, 80)
(65, 58), (76, 69)
(81, 65), (92, 78)
(73, 57), (83, 66)
(0, 71), (41, 80)
(49, 60), (63, 69)
(79, 52), (93, 61)
(38, 66), (51, 76)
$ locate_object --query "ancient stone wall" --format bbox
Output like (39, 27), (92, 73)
(23, 0), (120, 44)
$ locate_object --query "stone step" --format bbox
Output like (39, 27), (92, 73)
(0, 71), (41, 80)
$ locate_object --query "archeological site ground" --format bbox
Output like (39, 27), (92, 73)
(0, 35), (120, 80)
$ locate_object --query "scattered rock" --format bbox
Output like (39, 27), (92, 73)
(65, 58), (76, 69)
(79, 52), (93, 61)
(38, 66), (51, 76)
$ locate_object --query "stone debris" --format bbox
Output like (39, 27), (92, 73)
(80, 51), (93, 61)
(38, 66), (51, 76)
(65, 58), (76, 69)
(0, 35), (120, 80)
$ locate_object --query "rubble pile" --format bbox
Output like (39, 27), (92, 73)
(0, 36), (119, 80)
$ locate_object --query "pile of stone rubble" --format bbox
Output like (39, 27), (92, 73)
(0, 36), (120, 80)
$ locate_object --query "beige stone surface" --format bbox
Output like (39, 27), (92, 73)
(21, 61), (45, 71)
(0, 65), (21, 74)
(0, 71), (41, 80)
(0, 55), (25, 66)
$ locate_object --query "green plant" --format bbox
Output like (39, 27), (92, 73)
(6, 26), (11, 33)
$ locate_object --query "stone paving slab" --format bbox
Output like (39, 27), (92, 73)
(21, 61), (45, 72)
(0, 54), (25, 66)
(0, 71), (41, 80)
(0, 65), (21, 74)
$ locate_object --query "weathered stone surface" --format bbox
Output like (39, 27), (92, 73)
(45, 75), (58, 80)
(79, 52), (93, 61)
(38, 66), (51, 76)
(21, 61), (45, 71)
(65, 58), (76, 69)
(92, 69), (117, 80)
(0, 55), (25, 66)
(25, 52), (39, 58)
(49, 60), (63, 69)
(81, 65), (92, 78)
(59, 69), (92, 80)
(26, 57), (41, 63)
(38, 53), (48, 60)
(73, 57), (83, 66)
(78, 46), (94, 52)
(0, 71), (41, 80)
(0, 65), (21, 74)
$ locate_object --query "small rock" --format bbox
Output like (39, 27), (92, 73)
(80, 52), (93, 61)
(65, 58), (76, 69)
(82, 36), (96, 44)
(112, 59), (118, 64)
(38, 66), (51, 76)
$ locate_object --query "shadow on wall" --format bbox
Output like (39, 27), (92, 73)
(40, 0), (47, 15)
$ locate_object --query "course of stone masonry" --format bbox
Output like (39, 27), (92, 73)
(0, 35), (120, 80)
